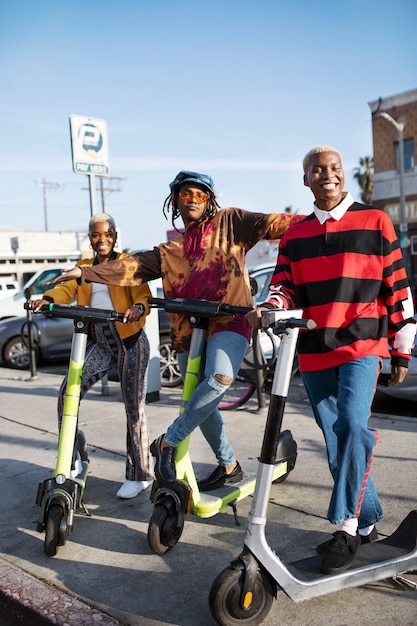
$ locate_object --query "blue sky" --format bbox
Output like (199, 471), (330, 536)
(1, 0), (416, 251)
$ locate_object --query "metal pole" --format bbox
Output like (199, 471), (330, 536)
(377, 112), (409, 277)
(397, 124), (409, 275)
(42, 179), (49, 231)
(100, 177), (106, 212)
(88, 173), (97, 216)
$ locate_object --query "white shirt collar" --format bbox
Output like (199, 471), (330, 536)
(313, 192), (354, 224)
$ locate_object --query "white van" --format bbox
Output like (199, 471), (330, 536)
(0, 264), (68, 319)
(0, 281), (19, 300)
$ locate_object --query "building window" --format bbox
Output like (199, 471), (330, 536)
(404, 139), (414, 172)
(396, 139), (415, 172)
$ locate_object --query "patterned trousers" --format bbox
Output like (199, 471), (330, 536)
(57, 322), (154, 481)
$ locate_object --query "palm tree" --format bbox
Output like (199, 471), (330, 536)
(353, 156), (374, 205)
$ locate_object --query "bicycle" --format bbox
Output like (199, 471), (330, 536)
(219, 326), (299, 411)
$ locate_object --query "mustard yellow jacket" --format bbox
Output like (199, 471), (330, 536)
(43, 253), (151, 341)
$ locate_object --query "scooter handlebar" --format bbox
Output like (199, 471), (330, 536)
(24, 302), (125, 324)
(148, 297), (252, 317)
(260, 308), (316, 331)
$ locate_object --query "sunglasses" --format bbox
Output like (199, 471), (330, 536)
(178, 190), (209, 203)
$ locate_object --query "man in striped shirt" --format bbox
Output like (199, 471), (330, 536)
(247, 145), (415, 575)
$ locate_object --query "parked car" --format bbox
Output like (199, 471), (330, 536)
(0, 313), (73, 369)
(0, 308), (173, 379)
(0, 280), (19, 300)
(0, 264), (277, 387)
(377, 317), (417, 402)
(0, 264), (69, 319)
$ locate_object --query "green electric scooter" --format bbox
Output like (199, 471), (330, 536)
(28, 302), (125, 557)
(147, 297), (298, 555)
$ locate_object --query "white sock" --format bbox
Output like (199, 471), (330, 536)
(336, 518), (358, 536)
(358, 524), (374, 537)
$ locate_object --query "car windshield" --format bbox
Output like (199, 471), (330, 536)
(30, 270), (63, 295)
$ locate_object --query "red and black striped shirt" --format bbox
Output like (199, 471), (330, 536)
(266, 199), (415, 372)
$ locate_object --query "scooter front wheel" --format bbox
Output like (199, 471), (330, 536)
(147, 502), (184, 555)
(44, 504), (67, 557)
(209, 565), (274, 626)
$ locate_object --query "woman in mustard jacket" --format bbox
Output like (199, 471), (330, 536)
(30, 213), (153, 499)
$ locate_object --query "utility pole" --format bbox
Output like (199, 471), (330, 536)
(34, 178), (64, 231)
(82, 176), (126, 213)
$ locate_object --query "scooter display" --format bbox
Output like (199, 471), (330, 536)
(209, 308), (417, 626)
(28, 302), (125, 557)
(147, 298), (298, 555)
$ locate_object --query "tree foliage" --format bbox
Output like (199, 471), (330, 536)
(353, 156), (374, 205)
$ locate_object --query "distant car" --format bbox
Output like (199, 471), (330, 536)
(247, 262), (275, 304)
(0, 314), (73, 369)
(0, 264), (277, 386)
(0, 280), (19, 300)
(377, 318), (417, 402)
(0, 264), (69, 319)
(0, 308), (177, 388)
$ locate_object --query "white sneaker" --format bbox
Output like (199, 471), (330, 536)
(70, 451), (83, 480)
(117, 480), (149, 499)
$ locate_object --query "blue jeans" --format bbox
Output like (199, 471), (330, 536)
(301, 356), (384, 528)
(165, 331), (249, 466)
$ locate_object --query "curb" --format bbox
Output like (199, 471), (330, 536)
(0, 558), (122, 626)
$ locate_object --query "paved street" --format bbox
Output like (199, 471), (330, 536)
(0, 366), (416, 625)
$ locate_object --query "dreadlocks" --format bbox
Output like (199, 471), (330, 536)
(162, 190), (221, 233)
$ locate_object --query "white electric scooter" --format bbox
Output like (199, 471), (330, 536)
(209, 308), (417, 626)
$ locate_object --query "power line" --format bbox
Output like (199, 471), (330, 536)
(34, 178), (64, 231)
(81, 176), (126, 213)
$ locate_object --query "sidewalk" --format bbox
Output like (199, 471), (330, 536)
(0, 366), (416, 625)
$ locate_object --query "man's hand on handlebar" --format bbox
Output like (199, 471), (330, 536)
(43, 267), (82, 286)
(246, 307), (270, 329)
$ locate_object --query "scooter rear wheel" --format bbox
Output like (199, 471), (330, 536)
(44, 504), (66, 557)
(147, 502), (184, 555)
(209, 565), (274, 626)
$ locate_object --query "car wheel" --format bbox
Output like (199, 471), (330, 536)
(159, 335), (182, 388)
(3, 336), (32, 369)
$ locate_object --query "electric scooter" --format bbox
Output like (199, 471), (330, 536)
(147, 298), (298, 555)
(209, 308), (417, 626)
(28, 302), (125, 557)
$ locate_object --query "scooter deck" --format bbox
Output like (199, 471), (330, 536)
(285, 510), (417, 581)
(192, 458), (288, 518)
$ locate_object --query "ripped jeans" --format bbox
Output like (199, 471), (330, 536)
(164, 331), (249, 466)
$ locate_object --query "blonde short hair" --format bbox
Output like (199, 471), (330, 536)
(303, 145), (342, 174)
(88, 212), (116, 232)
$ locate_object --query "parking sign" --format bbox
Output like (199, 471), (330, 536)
(69, 115), (109, 175)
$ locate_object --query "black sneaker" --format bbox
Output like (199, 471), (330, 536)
(197, 461), (243, 492)
(150, 435), (176, 482)
(316, 526), (378, 555)
(320, 531), (361, 575)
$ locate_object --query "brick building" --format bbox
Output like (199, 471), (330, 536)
(368, 88), (417, 284)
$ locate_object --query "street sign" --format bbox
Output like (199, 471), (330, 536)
(10, 236), (19, 253)
(69, 115), (109, 175)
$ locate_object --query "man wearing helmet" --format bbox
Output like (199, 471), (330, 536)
(48, 171), (302, 491)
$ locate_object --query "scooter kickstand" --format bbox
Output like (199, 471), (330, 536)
(393, 574), (417, 590)
(229, 500), (241, 526)
(81, 500), (92, 517)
